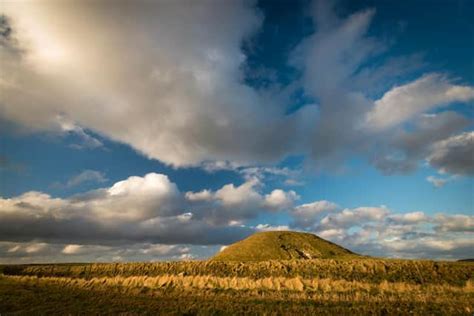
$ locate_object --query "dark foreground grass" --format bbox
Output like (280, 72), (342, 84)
(1, 259), (473, 315)
(1, 275), (471, 315)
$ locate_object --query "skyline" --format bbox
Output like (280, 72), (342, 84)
(0, 0), (473, 263)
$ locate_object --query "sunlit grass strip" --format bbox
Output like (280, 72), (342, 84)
(3, 274), (473, 296)
(4, 258), (473, 286)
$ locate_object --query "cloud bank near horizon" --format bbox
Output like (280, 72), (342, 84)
(0, 172), (472, 262)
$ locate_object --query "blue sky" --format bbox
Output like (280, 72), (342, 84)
(0, 0), (473, 262)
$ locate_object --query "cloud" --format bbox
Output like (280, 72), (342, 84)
(295, 4), (377, 166)
(427, 131), (474, 175)
(1, 0), (472, 175)
(370, 112), (470, 174)
(255, 224), (290, 232)
(434, 214), (474, 233)
(264, 189), (299, 210)
(0, 0), (310, 167)
(57, 170), (107, 188)
(293, 2), (473, 173)
(0, 172), (297, 246)
(289, 200), (473, 259)
(319, 206), (389, 229)
(185, 178), (299, 224)
(388, 211), (428, 224)
(62, 244), (83, 254)
(56, 115), (103, 150)
(292, 200), (339, 228)
(0, 240), (202, 264)
(426, 176), (449, 188)
(366, 74), (474, 131)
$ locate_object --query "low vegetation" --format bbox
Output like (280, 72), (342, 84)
(1, 258), (473, 315)
(1, 233), (472, 314)
(3, 257), (472, 286)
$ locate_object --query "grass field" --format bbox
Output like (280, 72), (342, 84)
(1, 258), (473, 315)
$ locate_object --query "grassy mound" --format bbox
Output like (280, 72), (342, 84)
(212, 231), (358, 261)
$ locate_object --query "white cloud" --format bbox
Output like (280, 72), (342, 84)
(320, 206), (389, 229)
(426, 176), (449, 188)
(62, 244), (83, 254)
(215, 179), (263, 207)
(184, 178), (299, 224)
(185, 190), (213, 202)
(367, 74), (474, 130)
(264, 189), (299, 210)
(317, 228), (345, 240)
(0, 1), (309, 167)
(389, 211), (428, 224)
(25, 243), (48, 254)
(255, 224), (290, 232)
(434, 214), (474, 232)
(292, 200), (339, 228)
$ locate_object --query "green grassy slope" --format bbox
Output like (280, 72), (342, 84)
(212, 231), (358, 261)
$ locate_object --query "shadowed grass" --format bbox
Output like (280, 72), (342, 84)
(1, 273), (473, 315)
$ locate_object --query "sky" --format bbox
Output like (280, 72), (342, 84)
(0, 0), (473, 263)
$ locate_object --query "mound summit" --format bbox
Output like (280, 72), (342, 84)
(212, 231), (359, 261)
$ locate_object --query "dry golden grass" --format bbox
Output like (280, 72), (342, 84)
(4, 258), (472, 285)
(1, 259), (473, 315)
(4, 273), (473, 297)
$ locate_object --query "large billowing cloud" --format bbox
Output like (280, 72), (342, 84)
(1, 0), (473, 174)
(0, 0), (307, 167)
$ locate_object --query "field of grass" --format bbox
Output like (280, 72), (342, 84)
(1, 258), (473, 315)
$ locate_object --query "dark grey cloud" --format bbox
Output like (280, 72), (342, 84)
(0, 241), (210, 264)
(371, 112), (470, 174)
(427, 132), (474, 176)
